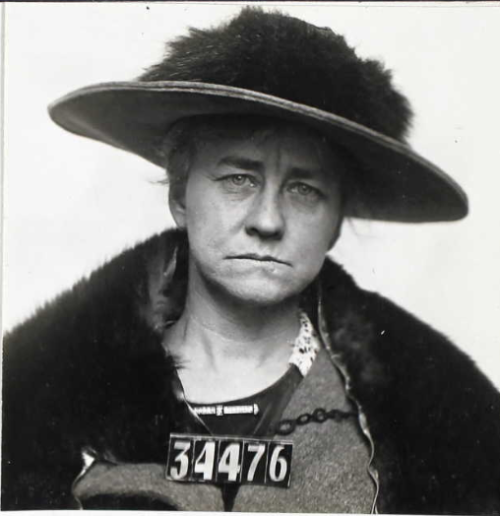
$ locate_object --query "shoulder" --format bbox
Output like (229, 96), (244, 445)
(318, 257), (499, 404)
(4, 229), (183, 355)
(318, 258), (500, 513)
(3, 228), (185, 422)
(2, 229), (185, 508)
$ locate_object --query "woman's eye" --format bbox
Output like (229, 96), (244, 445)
(289, 182), (321, 199)
(221, 174), (258, 188)
(230, 175), (250, 186)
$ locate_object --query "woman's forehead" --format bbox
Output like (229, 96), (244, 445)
(202, 131), (342, 177)
(190, 116), (346, 175)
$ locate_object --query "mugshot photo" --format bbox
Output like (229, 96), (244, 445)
(2, 2), (500, 512)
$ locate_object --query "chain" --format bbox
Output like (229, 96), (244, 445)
(274, 407), (356, 436)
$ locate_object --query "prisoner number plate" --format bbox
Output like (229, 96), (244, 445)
(166, 433), (293, 487)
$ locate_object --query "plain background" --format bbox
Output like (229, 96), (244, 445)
(2, 2), (500, 389)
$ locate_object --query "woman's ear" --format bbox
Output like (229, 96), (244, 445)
(168, 183), (187, 229)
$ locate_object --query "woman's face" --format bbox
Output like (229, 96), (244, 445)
(170, 123), (344, 307)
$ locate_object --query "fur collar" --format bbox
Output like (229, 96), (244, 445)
(3, 228), (500, 512)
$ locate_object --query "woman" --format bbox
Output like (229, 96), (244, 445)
(3, 7), (500, 513)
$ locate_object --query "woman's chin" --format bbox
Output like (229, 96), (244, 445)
(216, 278), (301, 308)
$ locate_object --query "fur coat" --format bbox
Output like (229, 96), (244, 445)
(2, 228), (500, 513)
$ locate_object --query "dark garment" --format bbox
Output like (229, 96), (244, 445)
(183, 366), (304, 512)
(68, 348), (374, 512)
(3, 229), (500, 513)
(189, 366), (302, 437)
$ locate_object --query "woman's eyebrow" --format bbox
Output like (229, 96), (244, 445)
(288, 167), (326, 181)
(218, 156), (264, 172)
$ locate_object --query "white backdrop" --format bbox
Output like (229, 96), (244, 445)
(3, 2), (500, 388)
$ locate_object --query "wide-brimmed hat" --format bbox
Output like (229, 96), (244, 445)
(49, 8), (467, 223)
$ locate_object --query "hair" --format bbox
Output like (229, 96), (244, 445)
(160, 115), (371, 218)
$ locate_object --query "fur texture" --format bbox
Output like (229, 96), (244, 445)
(2, 229), (500, 513)
(140, 8), (413, 142)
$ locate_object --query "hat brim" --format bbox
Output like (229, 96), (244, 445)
(49, 81), (468, 223)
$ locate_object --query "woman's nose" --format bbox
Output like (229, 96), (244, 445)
(245, 188), (285, 240)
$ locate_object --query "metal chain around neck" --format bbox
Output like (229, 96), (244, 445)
(274, 407), (356, 436)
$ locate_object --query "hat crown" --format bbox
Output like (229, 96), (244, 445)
(140, 7), (412, 142)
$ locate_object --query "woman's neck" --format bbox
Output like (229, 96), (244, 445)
(164, 269), (300, 403)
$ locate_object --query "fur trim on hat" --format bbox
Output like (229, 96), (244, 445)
(140, 7), (413, 142)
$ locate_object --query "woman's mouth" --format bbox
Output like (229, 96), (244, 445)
(228, 254), (291, 266)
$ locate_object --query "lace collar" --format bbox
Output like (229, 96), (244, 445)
(289, 311), (320, 377)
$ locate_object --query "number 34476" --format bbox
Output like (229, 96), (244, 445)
(166, 434), (293, 488)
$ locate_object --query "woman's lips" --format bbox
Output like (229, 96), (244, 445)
(228, 254), (291, 266)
